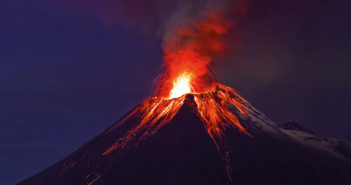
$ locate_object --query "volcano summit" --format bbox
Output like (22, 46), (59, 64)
(18, 83), (350, 185)
(16, 1), (351, 184)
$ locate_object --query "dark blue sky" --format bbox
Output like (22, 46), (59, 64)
(1, 0), (350, 184)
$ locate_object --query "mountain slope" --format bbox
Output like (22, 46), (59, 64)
(18, 94), (350, 185)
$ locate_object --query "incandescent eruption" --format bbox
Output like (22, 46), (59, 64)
(102, 9), (255, 182)
(168, 72), (193, 99)
(17, 1), (351, 185)
(102, 82), (252, 183)
(17, 76), (351, 185)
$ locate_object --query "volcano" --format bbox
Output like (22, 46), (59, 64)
(16, 4), (350, 184)
(17, 83), (350, 185)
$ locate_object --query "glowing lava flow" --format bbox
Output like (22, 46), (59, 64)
(103, 75), (252, 184)
(103, 82), (251, 155)
(103, 96), (186, 155)
(103, 9), (252, 184)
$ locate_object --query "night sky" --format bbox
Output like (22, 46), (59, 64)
(1, 0), (350, 184)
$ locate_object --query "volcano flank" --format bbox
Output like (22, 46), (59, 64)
(18, 85), (350, 185)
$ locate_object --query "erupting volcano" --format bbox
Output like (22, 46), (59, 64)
(102, 81), (252, 183)
(17, 2), (350, 185)
(96, 13), (258, 179)
(17, 73), (351, 185)
(96, 12), (258, 182)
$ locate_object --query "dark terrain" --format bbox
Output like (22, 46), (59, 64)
(18, 95), (351, 185)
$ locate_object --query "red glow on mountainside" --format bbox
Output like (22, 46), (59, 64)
(103, 8), (251, 184)
(103, 83), (252, 184)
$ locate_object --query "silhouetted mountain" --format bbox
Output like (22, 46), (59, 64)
(18, 94), (350, 185)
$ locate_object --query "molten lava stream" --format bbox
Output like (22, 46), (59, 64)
(104, 72), (251, 185)
(103, 96), (186, 155)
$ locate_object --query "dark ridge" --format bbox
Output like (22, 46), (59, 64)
(278, 120), (315, 135)
(334, 140), (351, 159)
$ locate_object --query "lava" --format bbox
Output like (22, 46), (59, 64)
(103, 81), (251, 184)
(103, 8), (251, 185)
(168, 72), (193, 99)
(156, 13), (231, 98)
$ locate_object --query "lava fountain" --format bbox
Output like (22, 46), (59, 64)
(168, 72), (193, 99)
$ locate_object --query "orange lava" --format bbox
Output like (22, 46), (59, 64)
(168, 72), (193, 99)
(103, 83), (252, 154)
(103, 82), (251, 184)
(104, 9), (251, 184)
(103, 96), (186, 155)
(156, 13), (231, 98)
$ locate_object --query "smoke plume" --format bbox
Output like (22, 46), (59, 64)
(58, 0), (250, 96)
(157, 0), (250, 97)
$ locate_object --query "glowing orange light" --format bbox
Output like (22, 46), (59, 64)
(103, 9), (252, 184)
(168, 72), (194, 99)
